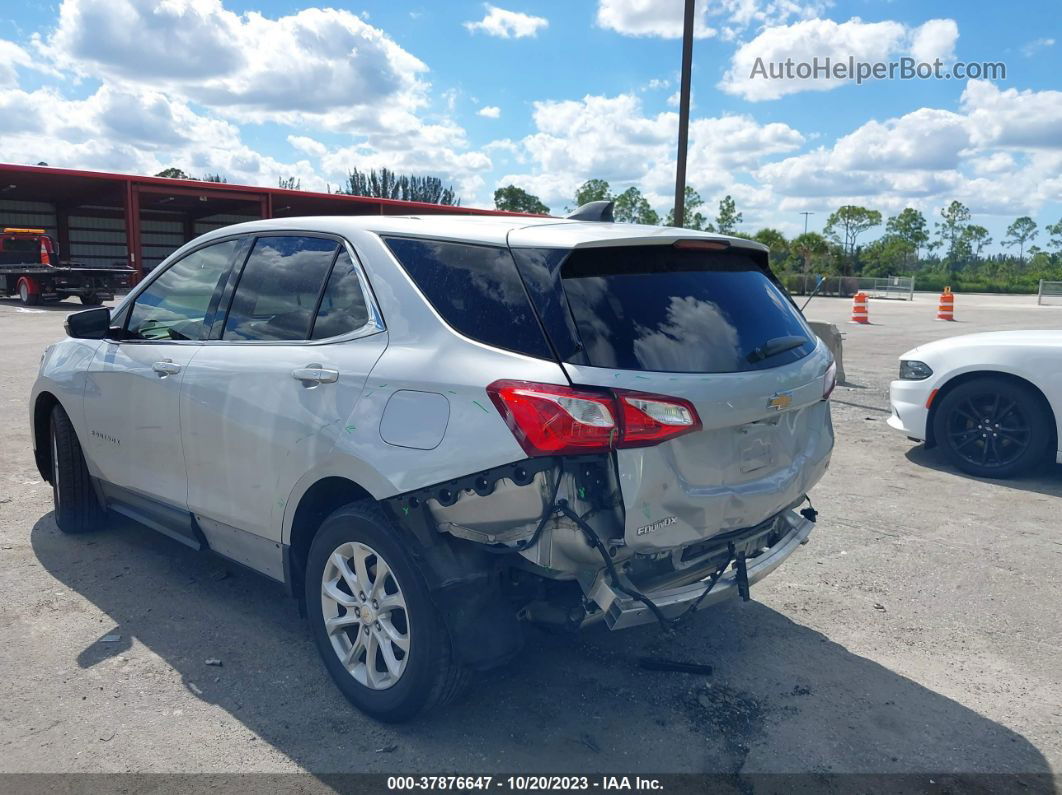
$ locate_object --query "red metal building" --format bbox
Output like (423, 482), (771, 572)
(0, 163), (508, 279)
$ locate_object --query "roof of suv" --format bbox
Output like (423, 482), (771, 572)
(198, 214), (769, 253)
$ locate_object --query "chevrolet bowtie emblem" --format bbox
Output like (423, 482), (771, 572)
(767, 392), (793, 411)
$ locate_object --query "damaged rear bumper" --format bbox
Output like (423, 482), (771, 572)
(583, 509), (815, 630)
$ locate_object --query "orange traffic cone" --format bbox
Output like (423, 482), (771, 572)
(937, 287), (955, 320)
(851, 291), (869, 324)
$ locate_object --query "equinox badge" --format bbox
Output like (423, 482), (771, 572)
(767, 392), (793, 411)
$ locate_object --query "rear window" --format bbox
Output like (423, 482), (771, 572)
(383, 237), (552, 360)
(3, 238), (39, 254)
(558, 246), (813, 373)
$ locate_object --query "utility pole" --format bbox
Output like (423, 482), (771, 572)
(800, 211), (814, 234)
(672, 0), (695, 228)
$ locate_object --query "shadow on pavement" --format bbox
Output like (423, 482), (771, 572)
(904, 444), (1062, 499)
(31, 511), (1052, 779)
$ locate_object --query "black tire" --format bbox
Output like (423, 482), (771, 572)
(80, 293), (102, 306)
(18, 280), (40, 306)
(933, 377), (1052, 478)
(304, 501), (467, 722)
(50, 404), (106, 533)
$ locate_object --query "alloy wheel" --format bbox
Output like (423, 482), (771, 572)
(945, 392), (1031, 470)
(320, 541), (410, 690)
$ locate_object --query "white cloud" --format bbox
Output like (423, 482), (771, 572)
(463, 5), (547, 38)
(498, 93), (803, 210)
(45, 0), (429, 128)
(596, 0), (827, 40)
(596, 0), (715, 39)
(720, 17), (959, 101)
(287, 135), (328, 158)
(1021, 37), (1055, 57)
(477, 105), (501, 118)
(961, 80), (1062, 149)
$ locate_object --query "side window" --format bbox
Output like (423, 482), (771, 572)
(311, 250), (371, 339)
(126, 239), (238, 341)
(223, 236), (338, 341)
(382, 237), (552, 359)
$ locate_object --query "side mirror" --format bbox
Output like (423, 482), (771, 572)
(65, 307), (111, 339)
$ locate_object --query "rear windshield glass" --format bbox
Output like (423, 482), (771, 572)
(559, 246), (813, 373)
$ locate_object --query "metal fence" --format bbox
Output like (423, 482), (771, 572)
(780, 274), (916, 300)
(1037, 280), (1062, 305)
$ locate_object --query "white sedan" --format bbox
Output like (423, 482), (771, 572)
(889, 331), (1062, 478)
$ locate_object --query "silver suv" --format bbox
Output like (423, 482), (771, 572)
(30, 211), (834, 721)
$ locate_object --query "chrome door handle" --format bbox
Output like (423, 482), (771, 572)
(291, 365), (339, 384)
(152, 360), (181, 376)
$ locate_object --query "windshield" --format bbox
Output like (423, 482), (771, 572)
(547, 245), (814, 374)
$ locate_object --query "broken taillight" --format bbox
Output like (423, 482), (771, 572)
(486, 380), (701, 457)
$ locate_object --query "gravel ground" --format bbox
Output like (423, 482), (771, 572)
(0, 292), (1059, 781)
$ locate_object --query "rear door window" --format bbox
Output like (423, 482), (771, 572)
(383, 237), (551, 359)
(223, 236), (338, 341)
(558, 246), (813, 373)
(310, 250), (371, 339)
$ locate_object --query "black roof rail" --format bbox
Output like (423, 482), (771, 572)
(566, 201), (614, 222)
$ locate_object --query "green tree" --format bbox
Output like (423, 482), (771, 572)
(790, 232), (828, 273)
(571, 179), (612, 209)
(714, 194), (742, 235)
(612, 186), (659, 225)
(824, 205), (881, 274)
(962, 224), (992, 259)
(885, 208), (929, 265)
(753, 228), (788, 267)
(343, 168), (459, 205)
(934, 200), (972, 268)
(1045, 218), (1062, 252)
(155, 167), (191, 179)
(278, 176), (301, 190)
(202, 173), (227, 183)
(1003, 216), (1038, 262)
(665, 186), (710, 231)
(494, 185), (550, 215)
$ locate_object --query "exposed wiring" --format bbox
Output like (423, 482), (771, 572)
(478, 465), (563, 555)
(556, 500), (732, 631)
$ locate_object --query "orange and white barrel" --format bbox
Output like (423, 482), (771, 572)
(937, 287), (955, 321)
(851, 291), (869, 324)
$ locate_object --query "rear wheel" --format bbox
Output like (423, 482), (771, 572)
(304, 502), (467, 722)
(18, 278), (40, 306)
(80, 293), (102, 306)
(50, 404), (105, 533)
(933, 377), (1051, 478)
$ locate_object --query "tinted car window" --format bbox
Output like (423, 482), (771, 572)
(126, 239), (238, 341)
(560, 246), (813, 373)
(311, 250), (371, 339)
(383, 237), (551, 359)
(224, 236), (338, 341)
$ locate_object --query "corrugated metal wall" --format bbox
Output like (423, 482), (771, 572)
(0, 199), (58, 239)
(140, 214), (184, 272)
(67, 209), (127, 267)
(194, 213), (250, 237)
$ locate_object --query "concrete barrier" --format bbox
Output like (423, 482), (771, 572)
(808, 320), (846, 385)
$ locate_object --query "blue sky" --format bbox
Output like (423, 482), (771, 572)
(0, 0), (1059, 249)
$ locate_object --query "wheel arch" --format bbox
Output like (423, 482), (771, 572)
(285, 476), (376, 600)
(32, 391), (61, 483)
(926, 369), (1058, 453)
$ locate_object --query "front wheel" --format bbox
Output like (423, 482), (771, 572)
(933, 377), (1052, 478)
(304, 502), (467, 722)
(18, 278), (40, 306)
(50, 404), (106, 533)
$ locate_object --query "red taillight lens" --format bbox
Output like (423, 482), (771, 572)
(486, 380), (617, 456)
(823, 360), (837, 400)
(614, 389), (701, 447)
(486, 380), (702, 456)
